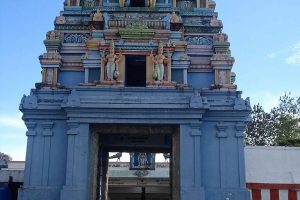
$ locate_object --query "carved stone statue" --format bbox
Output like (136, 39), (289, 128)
(210, 15), (219, 27)
(102, 41), (122, 81)
(171, 12), (180, 23)
(93, 9), (103, 21)
(149, 0), (156, 8)
(150, 42), (170, 81)
(55, 14), (66, 25)
(213, 33), (228, 43)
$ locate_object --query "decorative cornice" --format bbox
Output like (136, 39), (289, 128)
(20, 95), (38, 110)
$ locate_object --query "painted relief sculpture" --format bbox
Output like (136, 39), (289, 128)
(170, 12), (181, 23)
(151, 42), (171, 82)
(149, 0), (156, 8)
(93, 9), (103, 21)
(102, 41), (122, 81)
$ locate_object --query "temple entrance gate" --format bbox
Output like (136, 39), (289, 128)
(19, 0), (252, 199)
(89, 124), (180, 200)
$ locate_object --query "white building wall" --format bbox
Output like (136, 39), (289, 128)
(245, 146), (300, 184)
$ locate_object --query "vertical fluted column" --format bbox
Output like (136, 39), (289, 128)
(180, 124), (205, 200)
(235, 123), (247, 188)
(190, 123), (202, 188)
(24, 122), (37, 186)
(216, 122), (228, 188)
(61, 122), (90, 200)
(41, 122), (54, 186)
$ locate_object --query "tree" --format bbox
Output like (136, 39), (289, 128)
(245, 104), (277, 146)
(0, 152), (12, 169)
(273, 93), (300, 146)
(245, 93), (300, 146)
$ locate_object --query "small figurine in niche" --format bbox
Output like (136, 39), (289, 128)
(210, 15), (219, 27)
(93, 9), (103, 21)
(138, 153), (148, 168)
(102, 41), (122, 81)
(171, 12), (181, 23)
(149, 0), (156, 8)
(150, 42), (170, 81)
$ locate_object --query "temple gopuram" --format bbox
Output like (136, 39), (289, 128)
(19, 0), (251, 199)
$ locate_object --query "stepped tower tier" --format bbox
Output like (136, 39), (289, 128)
(19, 0), (251, 200)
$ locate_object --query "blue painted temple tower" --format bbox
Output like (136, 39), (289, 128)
(19, 0), (251, 199)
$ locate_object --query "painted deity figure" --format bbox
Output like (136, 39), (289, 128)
(210, 15), (219, 27)
(102, 41), (122, 81)
(151, 43), (170, 81)
(93, 9), (103, 21)
(138, 153), (148, 168)
(171, 12), (180, 23)
(149, 0), (156, 8)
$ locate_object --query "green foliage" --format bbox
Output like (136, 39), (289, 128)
(0, 152), (12, 169)
(246, 93), (300, 146)
(273, 93), (300, 146)
(0, 152), (12, 161)
(245, 104), (277, 146)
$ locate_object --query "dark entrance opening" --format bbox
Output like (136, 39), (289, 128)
(130, 0), (145, 7)
(90, 124), (180, 200)
(125, 55), (146, 87)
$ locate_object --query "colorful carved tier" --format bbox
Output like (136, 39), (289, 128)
(118, 23), (155, 39)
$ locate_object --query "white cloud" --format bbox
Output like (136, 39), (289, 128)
(244, 91), (280, 112)
(0, 113), (26, 129)
(285, 42), (300, 65)
(266, 53), (276, 59)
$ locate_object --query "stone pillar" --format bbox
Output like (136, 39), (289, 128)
(20, 120), (65, 200)
(203, 122), (250, 200)
(190, 123), (202, 188)
(196, 0), (200, 8)
(61, 122), (90, 200)
(173, 0), (176, 8)
(23, 122), (37, 186)
(216, 122), (228, 188)
(41, 122), (54, 186)
(235, 123), (247, 188)
(180, 124), (205, 200)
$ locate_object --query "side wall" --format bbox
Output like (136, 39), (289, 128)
(19, 120), (68, 200)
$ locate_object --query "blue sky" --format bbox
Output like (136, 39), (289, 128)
(0, 0), (300, 160)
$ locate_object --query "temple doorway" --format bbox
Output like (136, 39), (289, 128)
(125, 55), (146, 87)
(89, 124), (180, 200)
(130, 0), (146, 7)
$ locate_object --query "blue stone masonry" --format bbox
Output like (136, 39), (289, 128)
(19, 0), (251, 199)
